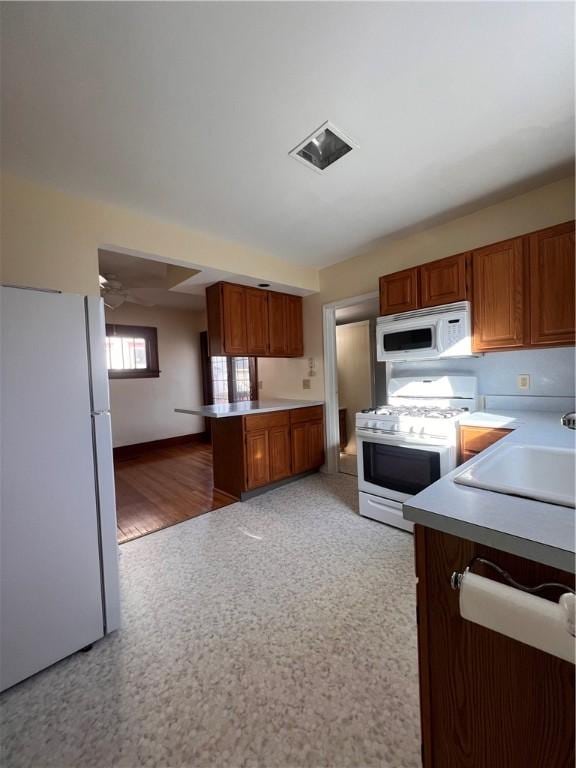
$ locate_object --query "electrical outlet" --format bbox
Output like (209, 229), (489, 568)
(258, 380), (263, 390)
(517, 374), (530, 391)
(302, 378), (311, 390)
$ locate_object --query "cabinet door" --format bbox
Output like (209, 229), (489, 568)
(307, 420), (325, 469)
(420, 253), (468, 308)
(245, 287), (269, 356)
(379, 267), (419, 316)
(285, 294), (304, 357)
(529, 221), (575, 347)
(459, 426), (512, 465)
(269, 425), (291, 482)
(222, 283), (248, 355)
(245, 429), (270, 489)
(472, 238), (526, 351)
(268, 292), (288, 355)
(291, 423), (308, 474)
(415, 526), (575, 768)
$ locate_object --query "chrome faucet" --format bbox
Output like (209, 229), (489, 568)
(561, 412), (576, 429)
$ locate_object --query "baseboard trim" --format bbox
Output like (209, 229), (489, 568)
(238, 469), (319, 501)
(113, 432), (209, 461)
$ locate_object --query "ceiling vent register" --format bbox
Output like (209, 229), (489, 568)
(289, 121), (356, 172)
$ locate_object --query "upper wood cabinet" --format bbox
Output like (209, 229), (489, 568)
(245, 287), (269, 356)
(529, 222), (575, 347)
(286, 294), (304, 357)
(472, 237), (526, 352)
(268, 291), (288, 356)
(420, 253), (468, 308)
(379, 267), (419, 315)
(222, 283), (246, 355)
(207, 282), (303, 357)
(268, 293), (304, 357)
(379, 254), (469, 316)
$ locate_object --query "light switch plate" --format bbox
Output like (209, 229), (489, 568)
(302, 378), (311, 390)
(517, 374), (530, 391)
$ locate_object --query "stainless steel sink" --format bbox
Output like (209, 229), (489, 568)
(454, 443), (576, 508)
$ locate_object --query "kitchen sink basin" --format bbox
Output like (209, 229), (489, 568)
(454, 443), (576, 508)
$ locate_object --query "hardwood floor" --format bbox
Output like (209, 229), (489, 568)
(114, 441), (236, 544)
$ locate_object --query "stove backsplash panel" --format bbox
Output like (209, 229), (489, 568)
(389, 346), (575, 411)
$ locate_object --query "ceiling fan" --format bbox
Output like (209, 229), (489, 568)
(99, 274), (156, 310)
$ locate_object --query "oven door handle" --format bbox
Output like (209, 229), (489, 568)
(356, 428), (448, 447)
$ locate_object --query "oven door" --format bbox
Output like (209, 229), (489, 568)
(357, 430), (453, 502)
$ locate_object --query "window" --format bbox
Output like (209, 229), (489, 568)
(200, 332), (257, 404)
(105, 324), (160, 379)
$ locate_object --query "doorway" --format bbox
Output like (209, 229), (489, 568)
(323, 292), (382, 476)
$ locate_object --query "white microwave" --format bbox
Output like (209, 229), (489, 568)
(376, 301), (473, 362)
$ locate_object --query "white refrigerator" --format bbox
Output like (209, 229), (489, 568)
(0, 285), (121, 691)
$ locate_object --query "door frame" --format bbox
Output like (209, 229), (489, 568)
(322, 291), (379, 474)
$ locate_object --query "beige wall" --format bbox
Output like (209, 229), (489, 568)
(260, 175), (575, 401)
(0, 174), (319, 296)
(2, 172), (573, 406)
(336, 321), (372, 454)
(105, 303), (206, 447)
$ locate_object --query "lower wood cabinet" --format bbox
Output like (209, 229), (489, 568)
(459, 425), (512, 464)
(290, 406), (325, 474)
(415, 526), (575, 767)
(211, 406), (324, 498)
(268, 425), (292, 482)
(245, 429), (270, 489)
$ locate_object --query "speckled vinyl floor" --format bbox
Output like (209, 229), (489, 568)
(0, 473), (420, 768)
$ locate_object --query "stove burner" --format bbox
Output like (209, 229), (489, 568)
(360, 405), (467, 419)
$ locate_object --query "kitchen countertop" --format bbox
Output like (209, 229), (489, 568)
(404, 409), (576, 573)
(175, 398), (324, 419)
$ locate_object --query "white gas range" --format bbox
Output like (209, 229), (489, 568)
(356, 376), (478, 532)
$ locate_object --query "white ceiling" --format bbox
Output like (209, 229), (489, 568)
(2, 2), (574, 268)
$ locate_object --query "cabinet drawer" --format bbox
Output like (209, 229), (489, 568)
(460, 426), (512, 455)
(244, 410), (289, 432)
(290, 405), (324, 425)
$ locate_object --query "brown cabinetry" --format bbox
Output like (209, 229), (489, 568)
(379, 255), (469, 316)
(268, 293), (304, 357)
(212, 406), (324, 498)
(377, 221), (575, 352)
(245, 430), (270, 489)
(472, 237), (526, 351)
(290, 406), (325, 474)
(224, 283), (248, 354)
(268, 425), (292, 482)
(420, 253), (468, 308)
(529, 222), (575, 347)
(379, 267), (419, 315)
(415, 526), (574, 767)
(459, 425), (512, 464)
(245, 287), (269, 355)
(207, 281), (303, 357)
